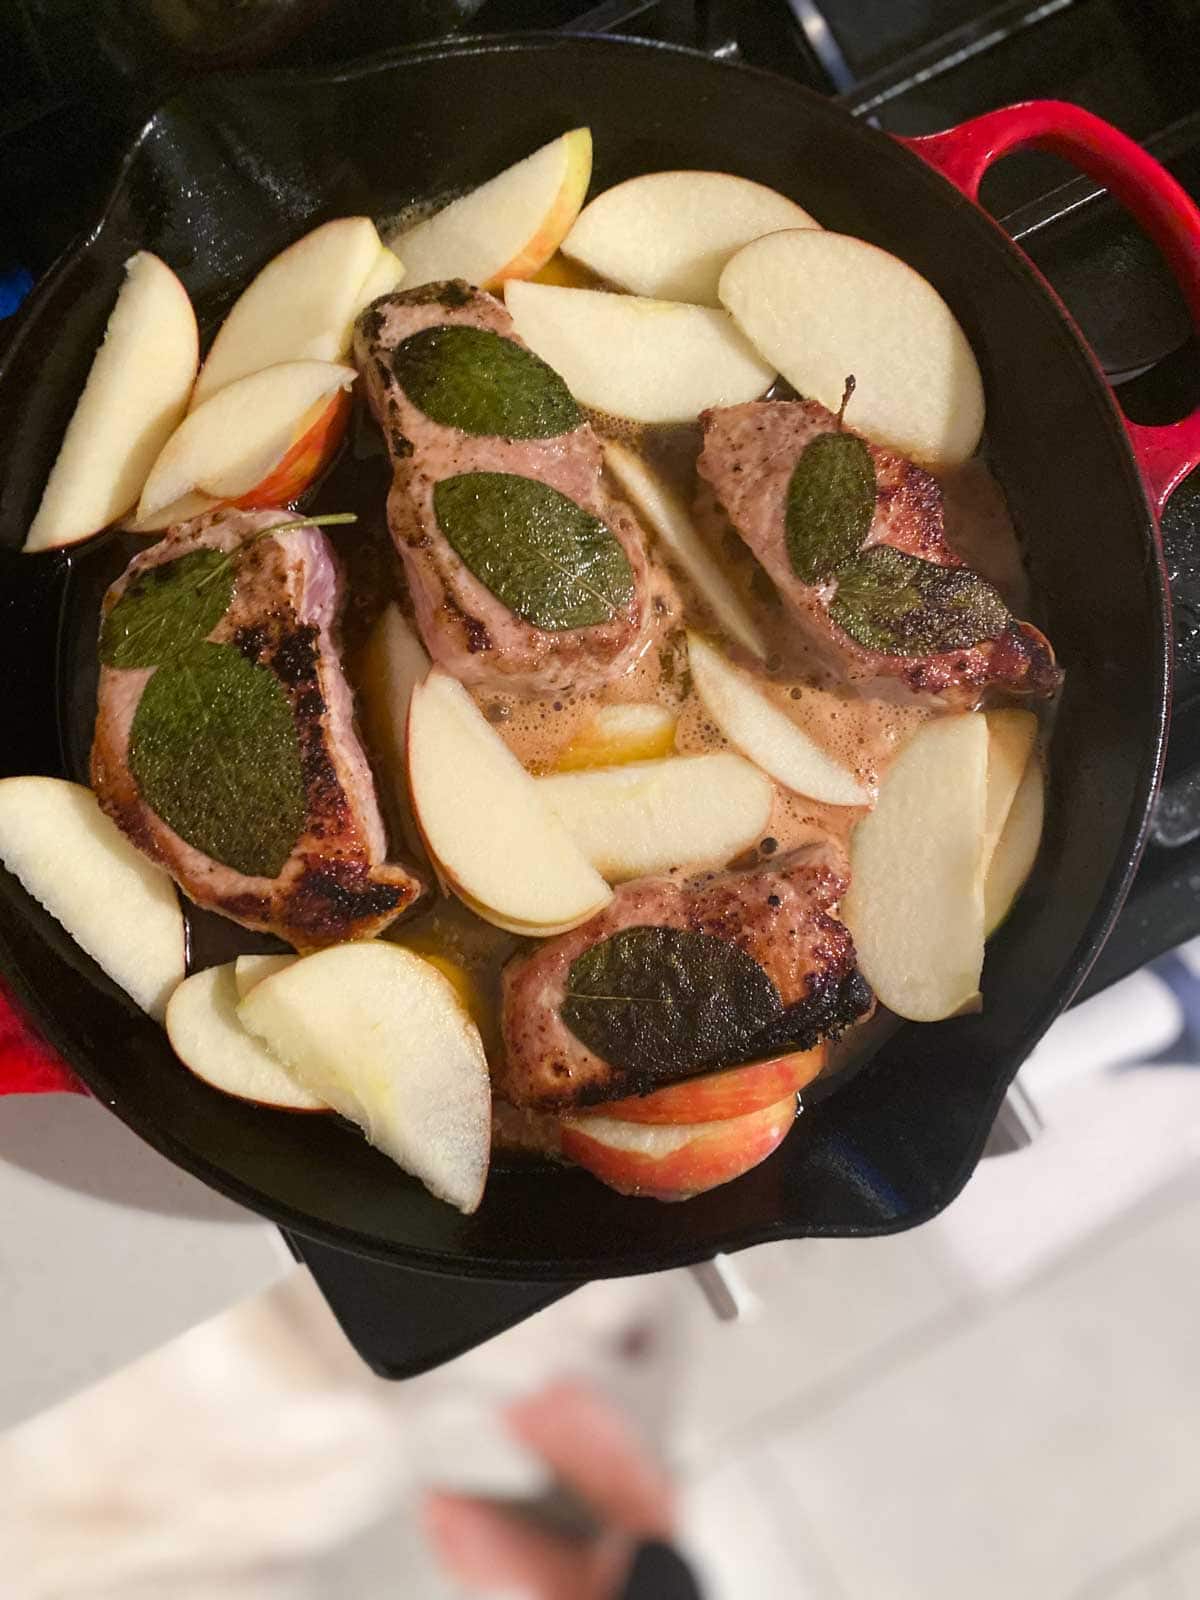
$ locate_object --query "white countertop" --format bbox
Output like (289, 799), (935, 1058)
(0, 1093), (288, 1430)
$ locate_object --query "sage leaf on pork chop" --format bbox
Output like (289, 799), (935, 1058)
(561, 925), (783, 1082)
(128, 642), (305, 878)
(100, 550), (235, 669)
(393, 324), (581, 439)
(785, 431), (876, 584)
(99, 515), (358, 670)
(830, 544), (1012, 656)
(434, 471), (636, 630)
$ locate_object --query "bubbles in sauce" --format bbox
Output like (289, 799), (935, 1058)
(335, 245), (1044, 1124)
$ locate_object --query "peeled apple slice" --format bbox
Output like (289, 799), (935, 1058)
(505, 280), (774, 425)
(237, 942), (492, 1213)
(719, 229), (985, 466)
(555, 703), (677, 771)
(982, 709), (1038, 872)
(604, 442), (767, 659)
(843, 714), (989, 1022)
(234, 953), (296, 999)
(564, 169), (820, 305)
(985, 756), (1045, 936)
(25, 252), (198, 551)
(0, 776), (184, 1019)
(356, 604), (430, 861)
(687, 632), (869, 805)
(167, 963), (324, 1111)
(407, 668), (612, 932)
(536, 752), (772, 882)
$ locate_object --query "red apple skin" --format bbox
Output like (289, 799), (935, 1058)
(560, 1094), (798, 1201)
(231, 385), (351, 509)
(584, 1046), (826, 1125)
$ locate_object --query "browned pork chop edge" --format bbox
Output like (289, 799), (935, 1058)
(354, 281), (659, 694)
(91, 508), (425, 948)
(498, 845), (872, 1112)
(698, 399), (1060, 705)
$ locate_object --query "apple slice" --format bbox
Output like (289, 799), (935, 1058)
(982, 709), (1038, 872)
(555, 703), (677, 771)
(238, 942), (491, 1212)
(190, 217), (386, 407)
(590, 1046), (826, 1125)
(167, 963), (325, 1111)
(564, 170), (819, 306)
(560, 1094), (797, 1200)
(25, 252), (198, 552)
(407, 668), (611, 932)
(687, 632), (869, 806)
(603, 443), (767, 659)
(356, 604), (430, 860)
(388, 128), (593, 290)
(985, 755), (1045, 936)
(719, 230), (985, 467)
(137, 360), (354, 518)
(0, 776), (184, 1019)
(349, 245), (406, 318)
(122, 490), (223, 535)
(234, 953), (296, 999)
(505, 281), (774, 425)
(843, 714), (989, 1022)
(536, 752), (772, 882)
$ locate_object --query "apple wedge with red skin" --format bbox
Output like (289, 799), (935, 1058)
(582, 1045), (826, 1126)
(229, 385), (351, 509)
(560, 1094), (798, 1201)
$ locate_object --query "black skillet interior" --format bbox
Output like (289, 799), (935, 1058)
(0, 34), (1169, 1279)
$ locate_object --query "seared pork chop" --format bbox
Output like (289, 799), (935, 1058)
(92, 508), (424, 948)
(354, 281), (656, 693)
(698, 400), (1060, 703)
(498, 844), (871, 1111)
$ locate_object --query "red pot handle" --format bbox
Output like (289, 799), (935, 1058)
(898, 100), (1200, 517)
(0, 975), (86, 1096)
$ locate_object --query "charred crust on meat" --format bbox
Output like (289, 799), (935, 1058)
(271, 624), (320, 688)
(220, 890), (271, 923)
(744, 968), (874, 1060)
(284, 860), (411, 941)
(233, 624), (269, 663)
(389, 431), (414, 458)
(356, 305), (388, 344)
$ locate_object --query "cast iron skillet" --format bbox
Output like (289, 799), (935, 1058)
(0, 34), (1196, 1279)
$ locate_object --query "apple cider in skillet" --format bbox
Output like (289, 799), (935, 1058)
(0, 128), (1059, 1215)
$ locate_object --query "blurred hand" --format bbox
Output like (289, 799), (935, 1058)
(423, 1380), (676, 1600)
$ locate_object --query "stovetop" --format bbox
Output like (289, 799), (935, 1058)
(7, 0), (1200, 1371)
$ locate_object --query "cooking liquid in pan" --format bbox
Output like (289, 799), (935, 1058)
(333, 304), (1040, 1136)
(59, 242), (1044, 1156)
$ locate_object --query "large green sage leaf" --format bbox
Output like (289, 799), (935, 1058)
(392, 324), (581, 438)
(561, 926), (782, 1081)
(99, 514), (358, 670)
(100, 550), (234, 669)
(434, 471), (635, 630)
(785, 431), (876, 584)
(129, 642), (305, 878)
(829, 544), (1012, 656)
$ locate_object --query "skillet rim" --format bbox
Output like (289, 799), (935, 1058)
(0, 30), (1172, 1278)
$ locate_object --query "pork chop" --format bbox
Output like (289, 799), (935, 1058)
(354, 281), (656, 693)
(498, 844), (871, 1111)
(697, 399), (1060, 703)
(91, 508), (425, 948)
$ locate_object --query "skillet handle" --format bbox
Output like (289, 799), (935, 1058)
(897, 100), (1200, 517)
